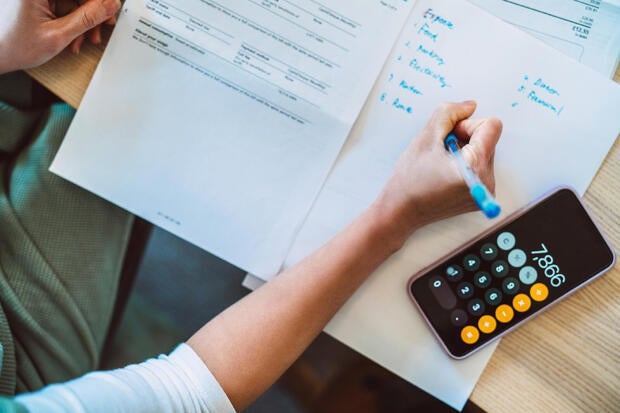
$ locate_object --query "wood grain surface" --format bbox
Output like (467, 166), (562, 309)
(25, 28), (620, 413)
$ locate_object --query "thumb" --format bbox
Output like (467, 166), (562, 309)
(454, 117), (503, 168)
(51, 0), (120, 45)
(459, 117), (503, 194)
(423, 100), (477, 143)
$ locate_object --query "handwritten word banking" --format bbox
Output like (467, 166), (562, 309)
(417, 44), (445, 65)
(512, 75), (564, 116)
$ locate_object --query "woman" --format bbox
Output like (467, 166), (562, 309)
(0, 1), (502, 411)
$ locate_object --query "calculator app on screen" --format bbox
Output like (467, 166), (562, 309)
(408, 188), (615, 358)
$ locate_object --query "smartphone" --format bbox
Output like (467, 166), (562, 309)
(408, 187), (615, 359)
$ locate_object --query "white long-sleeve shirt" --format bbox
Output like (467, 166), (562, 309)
(15, 343), (236, 413)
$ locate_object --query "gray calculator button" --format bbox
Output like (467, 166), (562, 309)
(519, 266), (538, 285)
(480, 243), (498, 261)
(456, 282), (475, 299)
(429, 276), (457, 309)
(467, 298), (485, 316)
(485, 288), (502, 306)
(451, 309), (468, 326)
(463, 254), (480, 272)
(491, 260), (509, 278)
(508, 249), (527, 268)
(445, 265), (464, 282)
(502, 277), (520, 295)
(474, 271), (492, 289)
(497, 232), (516, 251)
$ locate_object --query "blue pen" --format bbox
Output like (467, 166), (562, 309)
(444, 133), (501, 219)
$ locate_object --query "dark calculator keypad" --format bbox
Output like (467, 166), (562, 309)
(426, 231), (551, 347)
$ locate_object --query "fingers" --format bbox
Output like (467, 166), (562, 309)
(456, 117), (502, 164)
(423, 102), (502, 196)
(74, 0), (103, 44)
(70, 34), (84, 53)
(49, 0), (120, 50)
(420, 100), (477, 146)
(460, 118), (502, 194)
(87, 26), (102, 44)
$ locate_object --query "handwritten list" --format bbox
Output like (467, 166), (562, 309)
(378, 8), (455, 116)
(376, 7), (571, 120)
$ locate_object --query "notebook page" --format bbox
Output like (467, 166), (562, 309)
(50, 0), (415, 277)
(248, 0), (620, 408)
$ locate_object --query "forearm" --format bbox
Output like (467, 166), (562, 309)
(187, 194), (416, 411)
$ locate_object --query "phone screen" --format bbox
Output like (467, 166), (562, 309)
(409, 188), (615, 358)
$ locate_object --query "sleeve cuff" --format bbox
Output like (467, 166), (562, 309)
(169, 343), (236, 413)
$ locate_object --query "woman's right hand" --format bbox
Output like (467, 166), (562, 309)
(374, 100), (503, 247)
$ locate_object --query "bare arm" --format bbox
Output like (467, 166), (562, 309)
(188, 101), (503, 411)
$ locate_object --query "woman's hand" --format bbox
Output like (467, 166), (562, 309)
(0, 0), (121, 74)
(376, 100), (502, 245)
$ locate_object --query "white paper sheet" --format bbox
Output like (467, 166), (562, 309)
(247, 0), (620, 409)
(50, 0), (415, 277)
(469, 0), (620, 77)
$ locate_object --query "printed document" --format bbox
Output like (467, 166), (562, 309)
(470, 0), (620, 77)
(51, 0), (415, 277)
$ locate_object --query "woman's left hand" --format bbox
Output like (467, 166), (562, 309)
(0, 0), (121, 74)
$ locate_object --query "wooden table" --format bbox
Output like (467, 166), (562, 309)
(26, 29), (620, 413)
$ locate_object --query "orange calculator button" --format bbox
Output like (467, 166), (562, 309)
(495, 304), (514, 323)
(513, 294), (532, 312)
(461, 325), (480, 344)
(478, 315), (497, 334)
(530, 283), (549, 302)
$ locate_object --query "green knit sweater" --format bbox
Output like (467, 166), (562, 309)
(0, 72), (133, 396)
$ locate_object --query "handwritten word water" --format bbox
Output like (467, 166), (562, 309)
(512, 75), (564, 116)
(399, 79), (423, 95)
